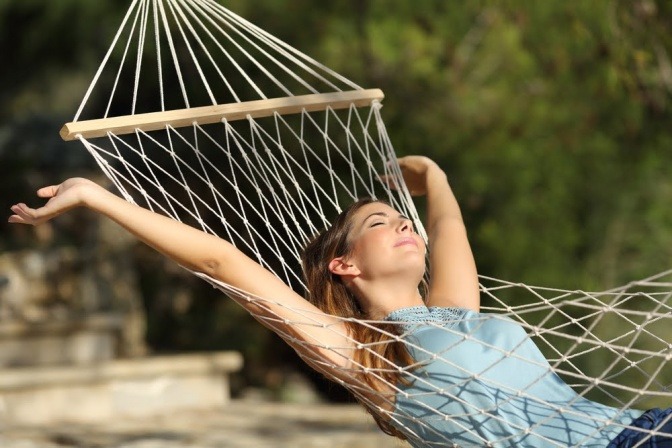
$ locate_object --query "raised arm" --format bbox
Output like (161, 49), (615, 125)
(8, 178), (355, 366)
(397, 156), (480, 311)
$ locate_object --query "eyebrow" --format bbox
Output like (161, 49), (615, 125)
(360, 211), (410, 227)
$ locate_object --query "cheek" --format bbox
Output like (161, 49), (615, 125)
(351, 232), (386, 261)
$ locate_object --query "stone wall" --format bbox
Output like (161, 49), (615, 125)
(0, 214), (148, 365)
(0, 216), (244, 425)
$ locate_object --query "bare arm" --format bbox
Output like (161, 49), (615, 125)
(8, 178), (355, 366)
(397, 156), (480, 311)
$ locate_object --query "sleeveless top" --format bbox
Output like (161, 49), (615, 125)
(384, 306), (643, 447)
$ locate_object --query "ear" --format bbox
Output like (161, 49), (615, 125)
(328, 256), (360, 277)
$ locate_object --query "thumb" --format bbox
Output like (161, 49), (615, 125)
(37, 185), (59, 198)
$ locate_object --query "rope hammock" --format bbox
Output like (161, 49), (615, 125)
(62, 0), (671, 446)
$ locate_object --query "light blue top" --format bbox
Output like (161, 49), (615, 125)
(385, 306), (642, 448)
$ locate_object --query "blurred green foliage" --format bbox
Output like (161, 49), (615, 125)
(1, 0), (670, 397)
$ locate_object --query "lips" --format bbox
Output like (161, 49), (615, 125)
(394, 237), (418, 248)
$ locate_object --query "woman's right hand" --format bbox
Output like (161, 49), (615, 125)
(8, 178), (99, 226)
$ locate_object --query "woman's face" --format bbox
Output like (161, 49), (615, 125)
(345, 202), (426, 279)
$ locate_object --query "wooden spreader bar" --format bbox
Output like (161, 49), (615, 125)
(60, 89), (384, 141)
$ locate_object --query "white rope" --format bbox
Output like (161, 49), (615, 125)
(192, 0), (292, 98)
(104, 1), (145, 119)
(156, 0), (190, 108)
(199, 0), (329, 95)
(73, 0), (141, 121)
(152, 0), (166, 112)
(131, 0), (150, 114)
(171, 0), (241, 102)
(165, 0), (218, 105)
(202, 0), (362, 92)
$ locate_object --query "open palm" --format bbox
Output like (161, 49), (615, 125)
(8, 178), (97, 226)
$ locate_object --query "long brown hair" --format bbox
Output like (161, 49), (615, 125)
(301, 198), (419, 440)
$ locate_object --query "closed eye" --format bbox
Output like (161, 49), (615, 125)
(370, 221), (384, 227)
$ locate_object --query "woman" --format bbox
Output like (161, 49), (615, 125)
(9, 156), (670, 447)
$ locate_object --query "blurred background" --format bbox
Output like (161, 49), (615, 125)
(1, 0), (671, 446)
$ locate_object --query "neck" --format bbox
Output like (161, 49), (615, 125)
(351, 275), (425, 320)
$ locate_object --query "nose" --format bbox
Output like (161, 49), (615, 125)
(397, 218), (413, 234)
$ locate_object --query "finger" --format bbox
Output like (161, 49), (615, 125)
(10, 204), (28, 215)
(10, 203), (32, 221)
(8, 215), (28, 224)
(10, 203), (42, 225)
(37, 185), (59, 198)
(378, 174), (399, 190)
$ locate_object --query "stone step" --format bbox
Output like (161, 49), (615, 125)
(0, 314), (124, 367)
(0, 352), (242, 424)
(0, 401), (407, 447)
